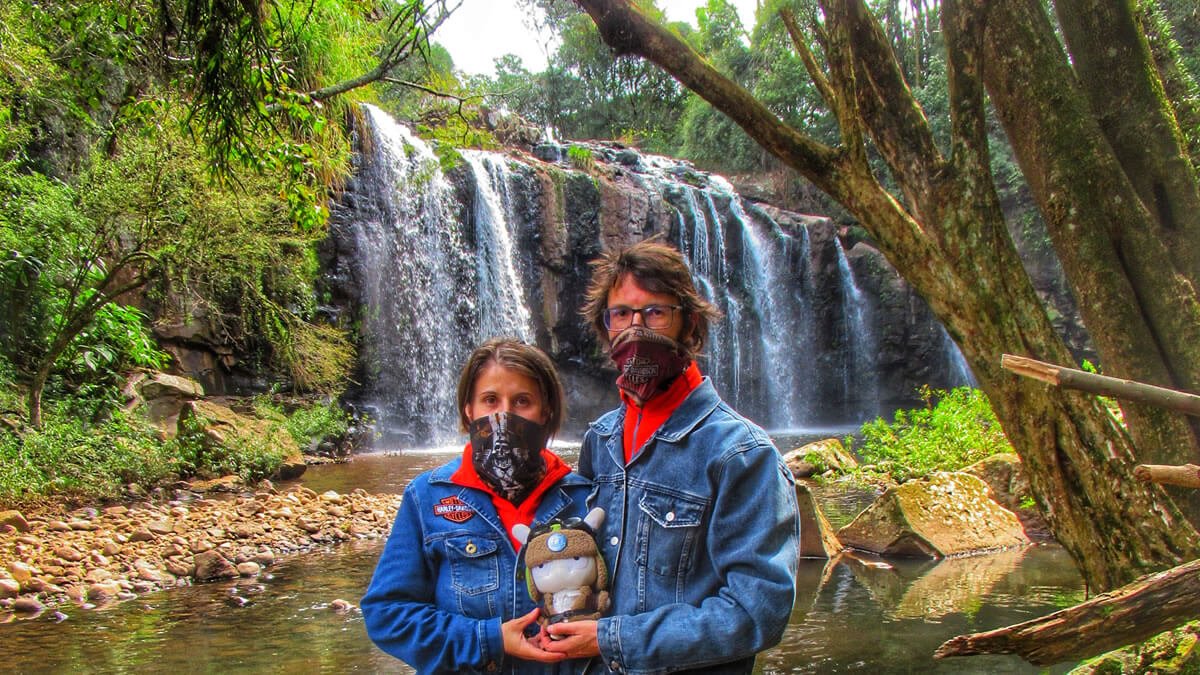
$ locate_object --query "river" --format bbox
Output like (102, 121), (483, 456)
(0, 438), (1084, 673)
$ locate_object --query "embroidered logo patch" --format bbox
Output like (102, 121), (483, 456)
(434, 496), (475, 523)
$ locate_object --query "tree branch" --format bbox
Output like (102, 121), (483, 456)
(935, 558), (1200, 665)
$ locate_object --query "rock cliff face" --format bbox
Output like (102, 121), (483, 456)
(319, 106), (972, 443)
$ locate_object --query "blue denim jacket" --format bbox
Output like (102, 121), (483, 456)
(361, 457), (593, 674)
(578, 378), (800, 675)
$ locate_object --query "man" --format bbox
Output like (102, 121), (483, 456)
(545, 239), (801, 674)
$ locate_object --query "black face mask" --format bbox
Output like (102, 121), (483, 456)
(469, 412), (549, 505)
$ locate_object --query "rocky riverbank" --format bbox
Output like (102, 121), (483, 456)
(0, 479), (399, 616)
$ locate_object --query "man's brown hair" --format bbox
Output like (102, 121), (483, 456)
(456, 337), (566, 434)
(581, 239), (721, 358)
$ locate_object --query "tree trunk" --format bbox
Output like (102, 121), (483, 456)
(980, 0), (1200, 475)
(571, 0), (1200, 590)
(1054, 0), (1200, 287)
(934, 558), (1200, 665)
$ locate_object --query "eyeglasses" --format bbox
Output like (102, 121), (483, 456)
(602, 304), (683, 331)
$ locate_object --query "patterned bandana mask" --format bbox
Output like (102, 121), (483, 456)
(469, 412), (549, 505)
(610, 326), (690, 407)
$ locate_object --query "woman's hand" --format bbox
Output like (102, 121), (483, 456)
(543, 620), (602, 658)
(502, 608), (566, 663)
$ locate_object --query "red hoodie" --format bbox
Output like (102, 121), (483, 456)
(450, 444), (572, 551)
(621, 361), (703, 464)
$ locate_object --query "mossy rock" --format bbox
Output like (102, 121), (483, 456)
(836, 472), (1029, 558)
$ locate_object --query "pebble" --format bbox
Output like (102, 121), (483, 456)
(0, 483), (399, 614)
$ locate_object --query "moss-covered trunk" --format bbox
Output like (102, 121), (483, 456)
(981, 0), (1200, 477)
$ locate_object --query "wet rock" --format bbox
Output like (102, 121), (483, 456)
(128, 528), (156, 543)
(85, 568), (114, 583)
(330, 599), (354, 612)
(0, 510), (30, 532)
(12, 596), (44, 613)
(146, 520), (174, 536)
(795, 483), (844, 558)
(53, 545), (84, 563)
(837, 472), (1030, 558)
(785, 438), (859, 478)
(0, 578), (20, 599)
(534, 142), (564, 163)
(164, 558), (195, 578)
(8, 562), (33, 585)
(193, 551), (238, 581)
(236, 562), (261, 577)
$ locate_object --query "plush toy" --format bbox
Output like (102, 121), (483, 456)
(512, 508), (610, 634)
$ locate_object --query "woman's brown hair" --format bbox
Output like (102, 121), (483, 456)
(455, 337), (566, 435)
(581, 239), (721, 358)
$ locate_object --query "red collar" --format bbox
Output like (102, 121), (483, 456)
(622, 361), (702, 462)
(450, 443), (572, 551)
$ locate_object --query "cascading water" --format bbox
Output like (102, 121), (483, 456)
(333, 107), (976, 442)
(339, 106), (533, 445)
(460, 151), (534, 343)
(834, 238), (879, 420)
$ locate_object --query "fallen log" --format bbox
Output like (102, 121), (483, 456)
(934, 558), (1200, 665)
(1135, 464), (1200, 489)
(1001, 354), (1200, 417)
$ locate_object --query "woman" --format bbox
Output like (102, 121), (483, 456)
(362, 338), (590, 674)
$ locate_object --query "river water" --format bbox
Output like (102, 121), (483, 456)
(0, 437), (1085, 673)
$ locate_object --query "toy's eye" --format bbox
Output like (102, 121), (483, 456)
(536, 563), (544, 569)
(573, 557), (580, 561)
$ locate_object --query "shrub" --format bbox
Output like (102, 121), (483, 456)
(0, 410), (180, 503)
(848, 386), (1013, 482)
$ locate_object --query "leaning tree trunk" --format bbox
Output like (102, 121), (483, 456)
(981, 0), (1200, 480)
(571, 0), (1200, 590)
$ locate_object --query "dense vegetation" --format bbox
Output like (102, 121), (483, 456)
(849, 387), (1014, 482)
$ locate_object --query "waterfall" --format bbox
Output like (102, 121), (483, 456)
(940, 326), (977, 388)
(332, 107), (974, 442)
(340, 106), (533, 445)
(834, 238), (879, 420)
(461, 151), (534, 343)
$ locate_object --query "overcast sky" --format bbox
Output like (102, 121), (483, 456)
(434, 0), (760, 76)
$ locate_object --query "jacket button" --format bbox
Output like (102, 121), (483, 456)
(465, 541), (477, 554)
(665, 511), (676, 522)
(486, 660), (497, 671)
(610, 660), (622, 672)
(609, 536), (619, 546)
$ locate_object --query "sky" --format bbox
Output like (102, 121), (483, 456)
(434, 0), (760, 77)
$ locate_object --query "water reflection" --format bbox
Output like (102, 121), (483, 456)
(0, 445), (1085, 674)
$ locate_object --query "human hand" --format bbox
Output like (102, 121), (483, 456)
(502, 608), (566, 663)
(543, 620), (601, 658)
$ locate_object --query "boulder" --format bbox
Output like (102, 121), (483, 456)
(0, 510), (29, 533)
(795, 483), (843, 558)
(182, 400), (303, 479)
(193, 551), (238, 581)
(785, 438), (859, 478)
(126, 372), (206, 439)
(962, 453), (1052, 541)
(836, 472), (1030, 558)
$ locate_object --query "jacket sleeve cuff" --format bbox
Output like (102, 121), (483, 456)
(596, 616), (625, 673)
(479, 616), (504, 671)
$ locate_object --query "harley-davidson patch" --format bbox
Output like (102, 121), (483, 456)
(434, 496), (475, 523)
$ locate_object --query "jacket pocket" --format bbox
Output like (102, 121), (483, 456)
(446, 534), (501, 599)
(636, 488), (708, 577)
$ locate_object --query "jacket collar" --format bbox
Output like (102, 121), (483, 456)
(589, 376), (721, 444)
